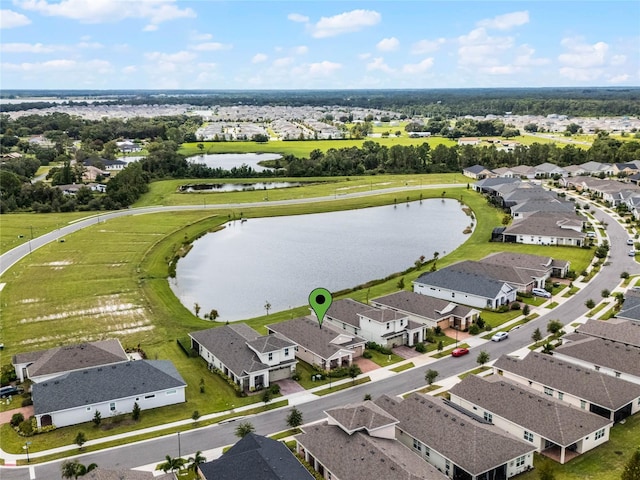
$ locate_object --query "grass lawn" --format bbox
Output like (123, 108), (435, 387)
(546, 301), (559, 309)
(403, 384), (442, 397)
(480, 310), (522, 329)
(314, 377), (371, 396)
(515, 414), (640, 480)
(458, 366), (491, 380)
(294, 360), (333, 390)
(365, 349), (404, 367)
(390, 362), (415, 373)
(587, 301), (610, 317)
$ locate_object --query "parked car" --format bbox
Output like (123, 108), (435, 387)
(587, 232), (596, 238)
(451, 348), (469, 357)
(0, 386), (21, 398)
(630, 250), (636, 257)
(532, 288), (551, 298)
(491, 331), (509, 342)
(627, 239), (635, 245)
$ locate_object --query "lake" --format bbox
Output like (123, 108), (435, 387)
(169, 199), (472, 321)
(179, 182), (303, 193)
(188, 153), (282, 172)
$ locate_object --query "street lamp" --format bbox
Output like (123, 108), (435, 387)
(23, 441), (31, 463)
(177, 431), (181, 458)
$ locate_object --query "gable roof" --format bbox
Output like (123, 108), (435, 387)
(449, 376), (612, 447)
(494, 353), (640, 410)
(83, 469), (169, 480)
(12, 339), (128, 379)
(189, 325), (278, 378)
(371, 290), (476, 322)
(295, 423), (447, 480)
(199, 433), (313, 480)
(480, 251), (568, 271)
(554, 334), (640, 377)
(32, 360), (186, 415)
(617, 292), (640, 322)
(267, 317), (365, 361)
(326, 298), (370, 328)
(464, 165), (490, 174)
(246, 333), (295, 354)
(374, 393), (535, 476)
(445, 260), (537, 288)
(325, 401), (398, 434)
(415, 268), (515, 299)
(577, 319), (640, 348)
(503, 212), (585, 239)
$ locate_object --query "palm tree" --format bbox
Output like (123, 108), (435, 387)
(235, 421), (255, 438)
(188, 451), (206, 473)
(157, 455), (185, 474)
(75, 463), (98, 477)
(61, 460), (98, 479)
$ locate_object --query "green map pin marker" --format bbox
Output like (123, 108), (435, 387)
(309, 287), (332, 329)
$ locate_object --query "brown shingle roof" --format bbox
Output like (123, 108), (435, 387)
(374, 393), (535, 476)
(449, 376), (612, 447)
(325, 401), (398, 434)
(577, 319), (640, 348)
(494, 353), (640, 410)
(554, 334), (640, 377)
(371, 290), (475, 322)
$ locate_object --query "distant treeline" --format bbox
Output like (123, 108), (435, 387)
(2, 88), (640, 116)
(3, 134), (639, 214)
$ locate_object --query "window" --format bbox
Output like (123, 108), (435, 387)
(424, 447), (430, 458)
(595, 428), (605, 440)
(284, 348), (289, 357)
(523, 431), (534, 442)
(400, 319), (404, 326)
(145, 394), (155, 399)
(386, 323), (390, 330)
(109, 402), (116, 412)
(516, 455), (526, 468)
(268, 352), (273, 361)
(484, 412), (493, 422)
(558, 392), (564, 400)
(166, 389), (176, 395)
(580, 400), (586, 409)
(544, 386), (553, 396)
(615, 371), (621, 378)
(413, 438), (422, 452)
(445, 460), (450, 474)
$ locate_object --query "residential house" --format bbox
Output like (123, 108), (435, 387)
(189, 324), (297, 391)
(493, 353), (640, 422)
(83, 157), (128, 171)
(480, 251), (570, 280)
(564, 165), (585, 177)
(463, 165), (494, 180)
(31, 360), (186, 428)
(199, 432), (313, 480)
(576, 318), (640, 348)
(413, 268), (517, 310)
(82, 165), (110, 182)
(506, 165), (537, 179)
(449, 375), (613, 464)
(578, 161), (613, 177)
(116, 140), (142, 153)
(534, 162), (568, 178)
(295, 401), (448, 480)
(323, 298), (424, 348)
(84, 468), (172, 480)
(615, 291), (640, 324)
(552, 334), (640, 385)
(458, 137), (481, 146)
(492, 166), (521, 178)
(438, 260), (539, 293)
(473, 177), (521, 196)
(28, 135), (55, 148)
(12, 339), (129, 383)
(1, 152), (23, 160)
(501, 212), (586, 246)
(374, 393), (536, 479)
(370, 290), (480, 332)
(266, 316), (366, 371)
(612, 163), (638, 177)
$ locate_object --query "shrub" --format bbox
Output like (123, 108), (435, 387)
(19, 419), (34, 436)
(522, 305), (530, 316)
(291, 370), (301, 381)
(510, 302), (521, 310)
(362, 350), (373, 359)
(269, 383), (280, 395)
(476, 317), (485, 328)
(434, 326), (442, 335)
(468, 324), (480, 335)
(414, 342), (427, 353)
(365, 342), (392, 355)
(10, 413), (24, 427)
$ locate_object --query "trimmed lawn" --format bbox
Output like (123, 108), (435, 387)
(294, 360), (332, 390)
(365, 349), (404, 367)
(391, 362), (415, 373)
(314, 377), (371, 396)
(480, 310), (522, 329)
(458, 366), (491, 380)
(403, 384), (442, 397)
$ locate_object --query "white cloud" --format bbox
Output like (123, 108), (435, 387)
(190, 42), (232, 52)
(2, 58), (112, 73)
(376, 37), (399, 52)
(143, 24), (158, 32)
(273, 57), (294, 67)
(458, 28), (513, 66)
(287, 13), (309, 23)
(1, 42), (56, 53)
(0, 9), (31, 28)
(306, 61), (341, 76)
(367, 57), (394, 73)
(17, 0), (195, 27)
(358, 53), (371, 60)
(311, 9), (381, 38)
(77, 41), (103, 49)
(558, 38), (609, 68)
(411, 38), (445, 55)
(122, 65), (137, 74)
(477, 11), (529, 30)
(608, 73), (630, 83)
(513, 44), (549, 67)
(402, 58), (434, 74)
(145, 51), (197, 64)
(610, 54), (626, 66)
(293, 45), (308, 55)
(559, 66), (603, 82)
(252, 53), (268, 63)
(190, 31), (213, 41)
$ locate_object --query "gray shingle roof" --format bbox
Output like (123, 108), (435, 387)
(360, 308), (405, 323)
(503, 212), (585, 239)
(494, 353), (640, 410)
(325, 401), (398, 434)
(326, 298), (370, 327)
(617, 293), (640, 322)
(267, 316), (365, 361)
(481, 251), (568, 272)
(295, 423), (447, 480)
(464, 165), (489, 174)
(554, 334), (640, 377)
(577, 319), (640, 348)
(246, 333), (295, 354)
(12, 339), (128, 379)
(199, 433), (313, 480)
(449, 376), (612, 447)
(446, 260), (536, 288)
(371, 290), (475, 322)
(415, 268), (515, 299)
(374, 394), (535, 476)
(83, 469), (168, 480)
(32, 360), (186, 415)
(189, 325), (272, 378)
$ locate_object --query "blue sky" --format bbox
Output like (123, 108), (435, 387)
(1, 1), (639, 90)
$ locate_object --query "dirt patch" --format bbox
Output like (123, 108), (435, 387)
(99, 418), (138, 431)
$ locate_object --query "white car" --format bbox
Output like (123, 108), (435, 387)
(532, 288), (551, 298)
(630, 250), (637, 257)
(628, 239), (635, 246)
(491, 331), (509, 342)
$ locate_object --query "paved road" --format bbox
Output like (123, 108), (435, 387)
(2, 191), (637, 479)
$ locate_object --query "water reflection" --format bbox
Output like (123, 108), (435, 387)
(179, 182), (303, 193)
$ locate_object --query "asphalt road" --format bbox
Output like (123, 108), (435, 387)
(2, 190), (638, 479)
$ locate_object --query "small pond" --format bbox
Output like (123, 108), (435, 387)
(179, 182), (303, 193)
(188, 153), (282, 172)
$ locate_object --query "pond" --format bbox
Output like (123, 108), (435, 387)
(188, 153), (282, 172)
(169, 199), (473, 322)
(178, 182), (303, 193)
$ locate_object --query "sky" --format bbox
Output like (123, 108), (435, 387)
(1, 0), (639, 90)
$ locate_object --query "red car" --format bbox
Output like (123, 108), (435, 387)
(451, 348), (469, 357)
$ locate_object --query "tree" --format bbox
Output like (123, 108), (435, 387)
(476, 350), (490, 366)
(264, 301), (271, 315)
(61, 460), (97, 479)
(601, 289), (610, 298)
(532, 328), (542, 344)
(208, 309), (219, 321)
(188, 451), (206, 473)
(197, 143), (204, 152)
(363, 393), (372, 401)
(547, 320), (563, 335)
(192, 410), (201, 422)
(235, 421), (255, 438)
(194, 303), (201, 317)
(92, 410), (102, 427)
(585, 298), (596, 308)
(425, 369), (439, 385)
(157, 455), (186, 474)
(132, 402), (141, 421)
(523, 304), (530, 316)
(348, 364), (362, 385)
(621, 447), (640, 480)
(437, 340), (444, 352)
(396, 277), (405, 290)
(75, 432), (86, 450)
(261, 389), (272, 405)
(286, 407), (303, 428)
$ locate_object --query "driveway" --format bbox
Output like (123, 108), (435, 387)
(392, 346), (422, 359)
(353, 357), (379, 373)
(274, 378), (305, 395)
